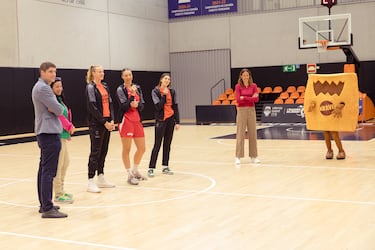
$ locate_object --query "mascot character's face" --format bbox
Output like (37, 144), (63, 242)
(313, 80), (344, 116)
(304, 73), (358, 132)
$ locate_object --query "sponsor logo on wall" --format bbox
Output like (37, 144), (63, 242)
(262, 104), (305, 123)
(168, 0), (237, 18)
(61, 0), (85, 5)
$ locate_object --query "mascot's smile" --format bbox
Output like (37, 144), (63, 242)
(313, 81), (344, 96)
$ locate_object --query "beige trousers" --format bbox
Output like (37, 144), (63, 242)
(236, 107), (258, 158)
(53, 139), (69, 197)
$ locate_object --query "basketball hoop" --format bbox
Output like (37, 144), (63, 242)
(316, 40), (329, 53)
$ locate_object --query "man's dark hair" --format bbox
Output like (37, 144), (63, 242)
(39, 62), (56, 72)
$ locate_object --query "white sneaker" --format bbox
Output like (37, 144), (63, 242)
(97, 174), (115, 188)
(87, 178), (101, 193)
(235, 157), (241, 165)
(127, 174), (139, 185)
(251, 157), (261, 164)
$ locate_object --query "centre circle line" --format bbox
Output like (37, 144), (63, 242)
(0, 170), (217, 209)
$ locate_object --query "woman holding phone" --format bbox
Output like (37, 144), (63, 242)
(148, 73), (180, 177)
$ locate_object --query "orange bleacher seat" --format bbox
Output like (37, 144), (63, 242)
(344, 64), (355, 73)
(222, 100), (231, 105)
(225, 88), (234, 95)
(289, 92), (300, 99)
(274, 98), (284, 104)
(358, 91), (375, 121)
(272, 86), (283, 93)
(212, 100), (221, 105)
(218, 93), (227, 101)
(286, 86), (296, 93)
(257, 87), (261, 93)
(262, 87), (272, 94)
(284, 98), (294, 104)
(231, 99), (237, 105)
(295, 98), (304, 104)
(279, 92), (289, 100)
(296, 86), (306, 93)
(300, 92), (305, 98)
(227, 94), (235, 101)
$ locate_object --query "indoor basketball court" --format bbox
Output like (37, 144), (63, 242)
(1, 0), (375, 249)
(1, 124), (375, 249)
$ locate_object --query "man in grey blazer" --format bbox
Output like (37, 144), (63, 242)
(32, 62), (68, 218)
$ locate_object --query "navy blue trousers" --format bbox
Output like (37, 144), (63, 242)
(37, 133), (61, 212)
(149, 116), (175, 169)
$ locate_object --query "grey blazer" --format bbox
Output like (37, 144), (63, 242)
(32, 78), (63, 135)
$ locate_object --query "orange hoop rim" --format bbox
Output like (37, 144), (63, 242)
(315, 40), (341, 51)
(316, 40), (329, 48)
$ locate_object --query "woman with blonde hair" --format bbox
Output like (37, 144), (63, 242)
(148, 73), (180, 177)
(85, 65), (115, 193)
(234, 69), (260, 165)
(116, 68), (147, 185)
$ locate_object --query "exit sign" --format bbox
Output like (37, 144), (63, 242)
(321, 0), (337, 7)
(282, 64), (296, 73)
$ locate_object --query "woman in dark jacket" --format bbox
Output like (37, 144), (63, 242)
(148, 73), (180, 177)
(85, 65), (115, 193)
(116, 68), (147, 185)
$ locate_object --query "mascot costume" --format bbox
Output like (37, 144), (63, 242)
(304, 73), (359, 160)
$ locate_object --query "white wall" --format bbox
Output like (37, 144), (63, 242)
(169, 17), (231, 52)
(169, 2), (375, 67)
(108, 14), (169, 71)
(0, 0), (19, 67)
(2, 0), (169, 70)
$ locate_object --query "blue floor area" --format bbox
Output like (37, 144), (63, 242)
(213, 123), (375, 141)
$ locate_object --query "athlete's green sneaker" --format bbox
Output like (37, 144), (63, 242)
(63, 193), (73, 198)
(54, 195), (74, 204)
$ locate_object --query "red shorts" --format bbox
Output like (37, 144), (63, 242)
(118, 117), (144, 138)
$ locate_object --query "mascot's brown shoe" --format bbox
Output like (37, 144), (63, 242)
(336, 151), (346, 160)
(325, 151), (334, 159)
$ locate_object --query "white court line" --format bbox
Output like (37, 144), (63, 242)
(0, 171), (217, 209)
(168, 160), (375, 172)
(59, 171), (216, 209)
(0, 231), (135, 250)
(0, 177), (32, 181)
(1, 174), (375, 208)
(258, 163), (375, 172)
(0, 152), (374, 172)
(204, 190), (375, 207)
(0, 180), (28, 188)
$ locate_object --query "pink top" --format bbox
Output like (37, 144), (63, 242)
(59, 110), (73, 132)
(235, 83), (259, 107)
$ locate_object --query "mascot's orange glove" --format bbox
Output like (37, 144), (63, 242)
(308, 101), (316, 112)
(332, 102), (345, 118)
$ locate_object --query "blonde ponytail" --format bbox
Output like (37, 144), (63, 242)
(86, 65), (96, 84)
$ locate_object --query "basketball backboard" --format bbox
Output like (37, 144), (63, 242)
(298, 13), (352, 49)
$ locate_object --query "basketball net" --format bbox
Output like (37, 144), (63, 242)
(317, 40), (329, 53)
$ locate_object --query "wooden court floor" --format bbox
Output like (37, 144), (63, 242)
(0, 124), (375, 250)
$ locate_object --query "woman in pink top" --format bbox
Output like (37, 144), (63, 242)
(234, 69), (260, 165)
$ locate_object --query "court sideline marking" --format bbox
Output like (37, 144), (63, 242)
(0, 170), (217, 209)
(1, 175), (375, 208)
(1, 153), (374, 172)
(0, 231), (135, 250)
